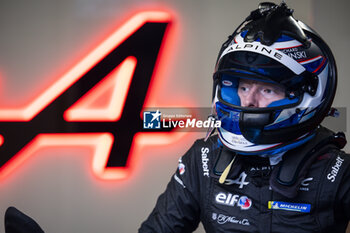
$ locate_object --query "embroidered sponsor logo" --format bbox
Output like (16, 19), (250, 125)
(201, 147), (210, 177)
(215, 192), (252, 210)
(212, 212), (250, 226)
(237, 196), (252, 210)
(299, 177), (313, 191)
(250, 166), (271, 172)
(177, 157), (185, 175)
(268, 201), (311, 213)
(224, 171), (249, 188)
(327, 156), (344, 182)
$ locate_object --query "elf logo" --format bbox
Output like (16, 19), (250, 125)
(0, 11), (176, 180)
(215, 192), (252, 210)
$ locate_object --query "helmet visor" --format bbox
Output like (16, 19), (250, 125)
(216, 73), (300, 110)
(214, 51), (306, 110)
(216, 51), (302, 84)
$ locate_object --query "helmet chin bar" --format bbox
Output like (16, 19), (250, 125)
(239, 112), (271, 143)
(239, 102), (327, 145)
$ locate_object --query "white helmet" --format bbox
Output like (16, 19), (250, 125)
(211, 2), (337, 155)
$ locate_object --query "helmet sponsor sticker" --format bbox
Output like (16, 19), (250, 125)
(212, 212), (250, 226)
(215, 192), (252, 210)
(221, 42), (305, 75)
(268, 201), (311, 213)
(222, 80), (233, 86)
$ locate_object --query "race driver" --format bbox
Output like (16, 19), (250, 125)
(139, 2), (350, 232)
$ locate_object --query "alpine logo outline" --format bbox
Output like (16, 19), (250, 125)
(0, 11), (179, 180)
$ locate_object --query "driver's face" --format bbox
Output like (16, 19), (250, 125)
(237, 79), (286, 108)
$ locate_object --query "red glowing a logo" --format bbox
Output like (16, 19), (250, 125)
(0, 11), (181, 180)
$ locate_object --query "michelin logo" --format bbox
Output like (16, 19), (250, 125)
(327, 156), (344, 182)
(268, 201), (311, 213)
